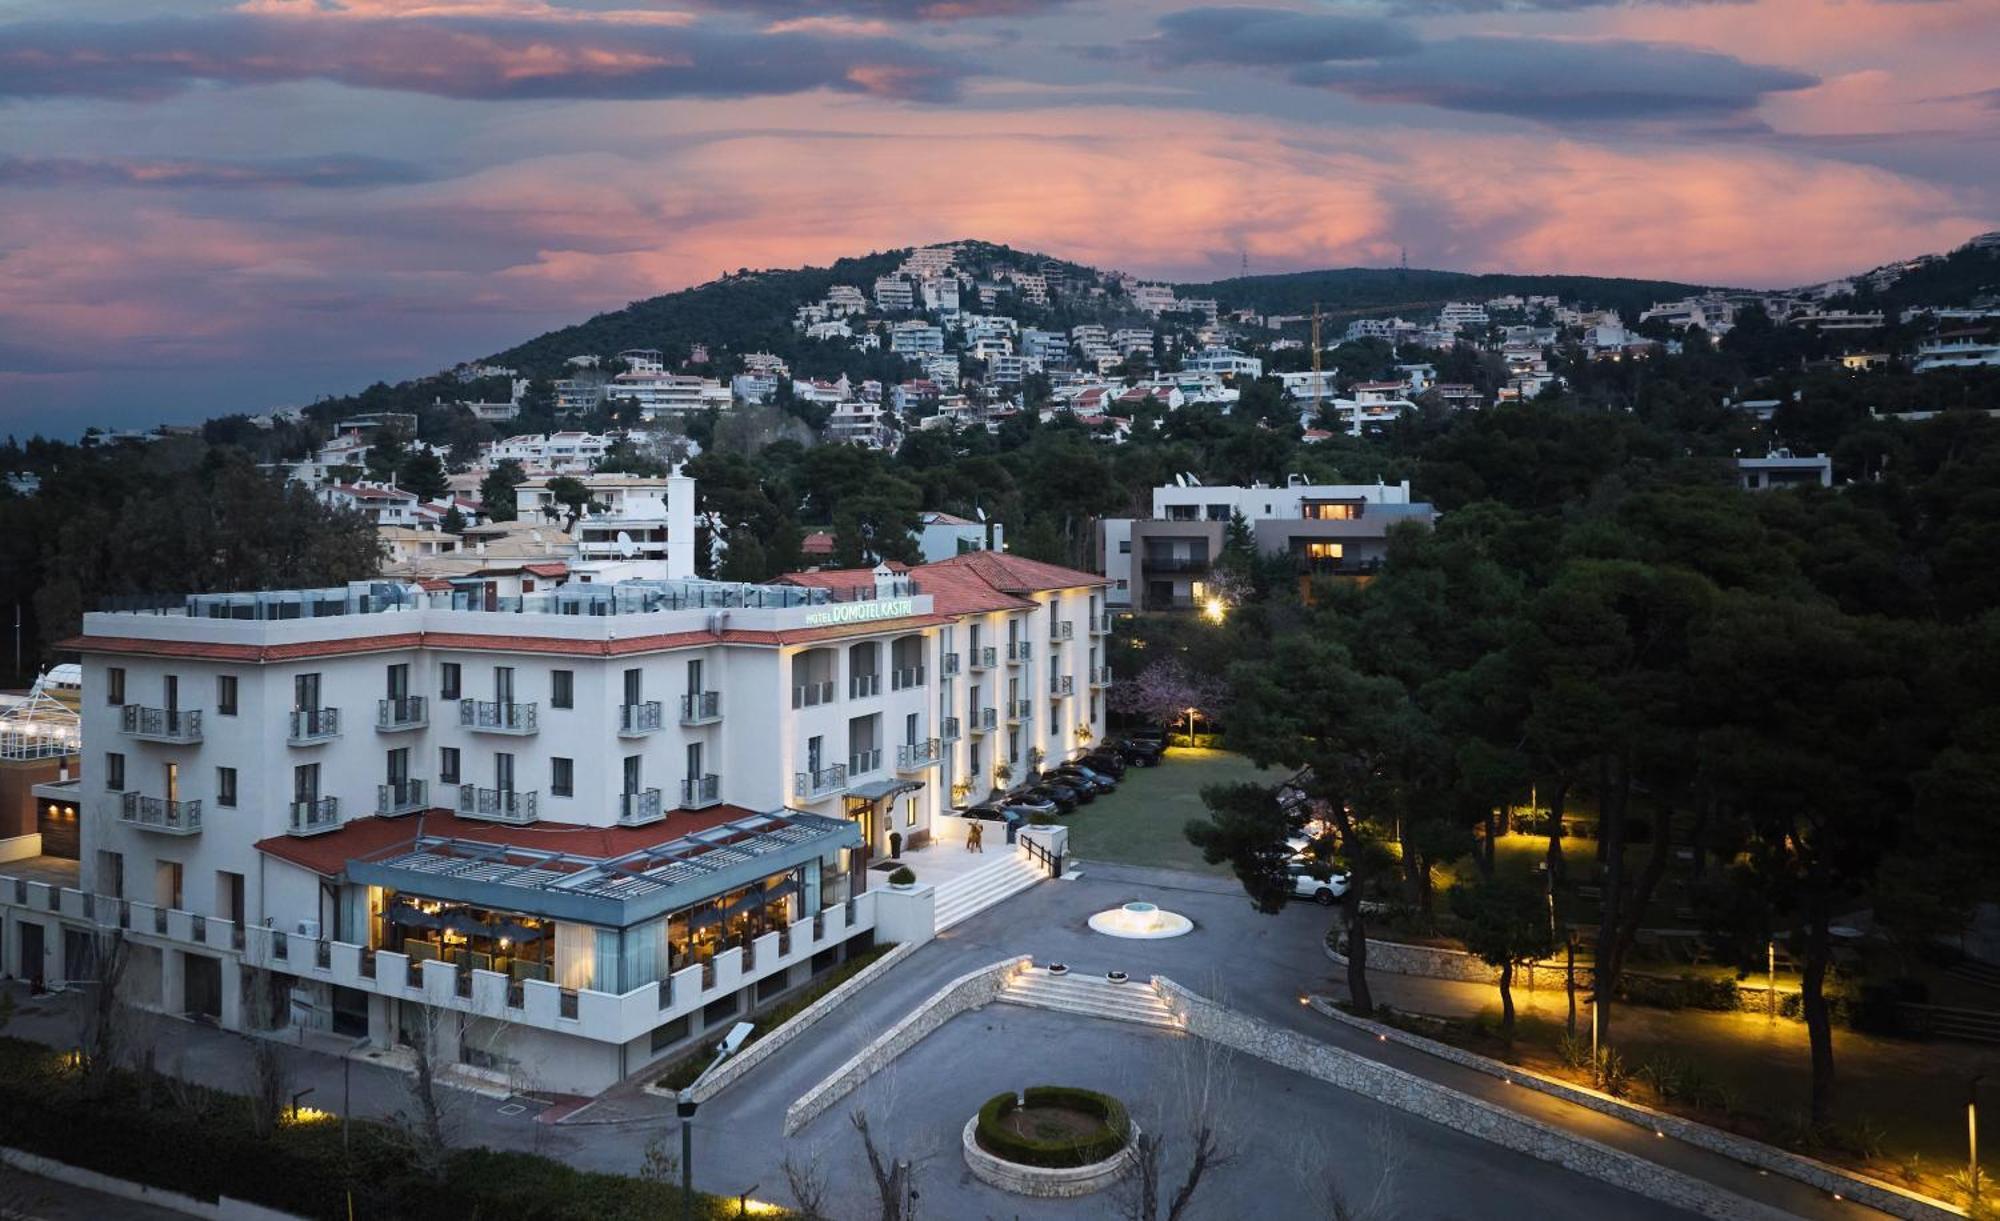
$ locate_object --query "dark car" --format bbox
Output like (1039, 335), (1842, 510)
(1128, 727), (1168, 747)
(1080, 750), (1128, 777)
(1022, 783), (1080, 813)
(1114, 737), (1165, 766)
(958, 803), (1023, 842)
(1043, 776), (1094, 804)
(1051, 765), (1115, 794)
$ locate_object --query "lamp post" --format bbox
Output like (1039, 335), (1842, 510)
(679, 1022), (755, 1221)
(1972, 1075), (1985, 1204)
(1184, 706), (1197, 749)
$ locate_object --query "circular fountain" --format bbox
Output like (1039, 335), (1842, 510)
(1087, 900), (1193, 940)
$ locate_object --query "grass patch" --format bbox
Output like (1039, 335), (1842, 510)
(1061, 747), (1297, 876)
(653, 944), (894, 1090)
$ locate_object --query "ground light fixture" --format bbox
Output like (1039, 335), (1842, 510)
(679, 1021), (756, 1221)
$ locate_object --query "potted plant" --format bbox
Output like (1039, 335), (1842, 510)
(888, 830), (904, 860)
(1026, 746), (1045, 774)
(888, 866), (917, 890)
(992, 762), (1014, 788)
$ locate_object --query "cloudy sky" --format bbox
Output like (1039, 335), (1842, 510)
(1, 0), (1994, 429)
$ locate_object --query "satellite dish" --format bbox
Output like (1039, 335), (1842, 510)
(974, 504), (987, 523)
(616, 531), (637, 558)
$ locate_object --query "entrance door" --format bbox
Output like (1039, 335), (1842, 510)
(183, 954), (223, 1020)
(19, 923), (44, 988)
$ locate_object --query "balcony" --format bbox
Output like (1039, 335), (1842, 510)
(620, 787), (666, 825)
(287, 707), (341, 746)
(1145, 555), (1211, 574)
(1007, 641), (1032, 665)
(287, 796), (340, 837)
(1090, 666), (1112, 688)
(377, 696), (427, 731)
(1049, 675), (1075, 697)
(118, 792), (202, 835)
(1050, 620), (1074, 642)
(941, 653), (961, 677)
(890, 665), (926, 691)
(619, 701), (664, 736)
(896, 738), (942, 771)
(1091, 612), (1112, 636)
(970, 647), (997, 671)
(119, 706), (202, 744)
(793, 765), (848, 801)
(940, 716), (962, 741)
(1006, 699), (1033, 723)
(680, 691), (722, 726)
(849, 748), (883, 777)
(678, 774), (721, 811)
(458, 786), (538, 825)
(792, 680), (834, 709)
(459, 700), (538, 735)
(377, 779), (428, 817)
(849, 674), (881, 700)
(972, 707), (997, 733)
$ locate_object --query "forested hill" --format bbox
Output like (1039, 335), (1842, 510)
(1184, 267), (1721, 320)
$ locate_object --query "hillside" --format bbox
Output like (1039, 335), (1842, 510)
(1186, 266), (1722, 322)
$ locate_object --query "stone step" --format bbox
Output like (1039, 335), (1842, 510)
(1000, 972), (1179, 1029)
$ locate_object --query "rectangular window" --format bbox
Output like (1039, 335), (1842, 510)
(649, 1015), (691, 1053)
(551, 757), (574, 797)
(216, 675), (238, 716)
(439, 747), (461, 785)
(106, 667), (126, 705)
(703, 992), (741, 1027)
(1117, 540), (1131, 554)
(96, 851), (124, 899)
(105, 752), (126, 792)
(551, 669), (574, 710)
(1008, 730), (1020, 764)
(440, 662), (461, 701)
(905, 796), (918, 828)
(216, 767), (238, 808)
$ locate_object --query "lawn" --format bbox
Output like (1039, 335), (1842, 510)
(1059, 747), (1296, 876)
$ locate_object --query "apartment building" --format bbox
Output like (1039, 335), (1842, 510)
(512, 473), (695, 576)
(890, 322), (945, 357)
(1737, 449), (1833, 491)
(485, 431), (615, 475)
(1099, 477), (1436, 609)
(873, 277), (915, 312)
(7, 575), (997, 1093)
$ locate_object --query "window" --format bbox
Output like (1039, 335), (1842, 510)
(1007, 728), (1020, 764)
(439, 747), (461, 785)
(969, 741), (982, 779)
(905, 796), (918, 828)
(1303, 541), (1344, 561)
(703, 992), (741, 1026)
(106, 667), (126, 705)
(649, 1015), (691, 1053)
(551, 757), (574, 798)
(96, 851), (123, 899)
(440, 662), (461, 701)
(216, 767), (238, 808)
(216, 675), (238, 716)
(551, 669), (574, 710)
(105, 752), (126, 792)
(1117, 540), (1131, 554)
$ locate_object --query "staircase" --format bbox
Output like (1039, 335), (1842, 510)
(1946, 958), (2000, 993)
(999, 969), (1181, 1030)
(1906, 1002), (2000, 1045)
(933, 849), (1047, 932)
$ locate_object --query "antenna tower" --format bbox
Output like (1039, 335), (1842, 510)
(1310, 303), (1324, 425)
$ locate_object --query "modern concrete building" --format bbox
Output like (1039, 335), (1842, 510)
(1736, 449), (1833, 491)
(513, 473), (696, 576)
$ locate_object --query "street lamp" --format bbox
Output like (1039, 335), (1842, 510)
(679, 1021), (755, 1221)
(1184, 706), (1197, 748)
(1972, 1075), (1985, 1204)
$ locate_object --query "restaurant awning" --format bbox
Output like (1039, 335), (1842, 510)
(494, 921), (544, 943)
(847, 777), (923, 802)
(388, 906), (440, 929)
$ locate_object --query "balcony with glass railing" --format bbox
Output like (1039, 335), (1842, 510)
(618, 701), (664, 737)
(678, 774), (721, 810)
(896, 738), (942, 771)
(459, 700), (538, 735)
(287, 796), (340, 837)
(792, 680), (835, 709)
(848, 748), (882, 777)
(849, 673), (881, 700)
(1090, 666), (1112, 688)
(1049, 675), (1075, 697)
(680, 690), (722, 725)
(287, 707), (341, 746)
(458, 785), (538, 824)
(119, 792), (202, 835)
(940, 715), (962, 741)
(941, 653), (961, 677)
(377, 779), (428, 817)
(119, 706), (202, 744)
(377, 696), (427, 731)
(972, 707), (997, 733)
(620, 787), (666, 825)
(969, 647), (997, 671)
(889, 665), (925, 691)
(1006, 699), (1033, 723)
(1091, 612), (1112, 636)
(793, 764), (848, 801)
(1049, 620), (1074, 642)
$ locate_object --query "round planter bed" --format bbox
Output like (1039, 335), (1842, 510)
(962, 1086), (1137, 1198)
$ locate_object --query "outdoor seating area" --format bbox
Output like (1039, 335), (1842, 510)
(382, 897), (554, 982)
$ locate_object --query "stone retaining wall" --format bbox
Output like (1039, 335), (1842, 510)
(0, 1148), (304, 1221)
(960, 1115), (1138, 1198)
(1308, 999), (1963, 1221)
(783, 956), (1029, 1135)
(1151, 977), (1796, 1221)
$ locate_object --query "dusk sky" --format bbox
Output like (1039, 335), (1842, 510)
(1, 0), (1995, 431)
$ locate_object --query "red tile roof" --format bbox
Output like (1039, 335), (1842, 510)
(919, 550), (1106, 593)
(255, 807), (759, 877)
(801, 531), (835, 556)
(776, 564), (910, 590)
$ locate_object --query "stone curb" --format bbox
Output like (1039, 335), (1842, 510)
(1152, 976), (1794, 1221)
(783, 955), (1029, 1135)
(960, 1113), (1139, 1198)
(1307, 997), (1963, 1221)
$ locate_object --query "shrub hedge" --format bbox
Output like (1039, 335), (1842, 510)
(654, 943), (894, 1090)
(974, 1085), (1130, 1169)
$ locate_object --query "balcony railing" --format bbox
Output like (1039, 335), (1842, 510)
(792, 680), (834, 709)
(679, 774), (721, 810)
(119, 792), (202, 835)
(848, 748), (882, 777)
(1091, 612), (1112, 636)
(377, 779), (428, 817)
(287, 796), (340, 837)
(896, 738), (942, 771)
(1007, 699), (1034, 723)
(1007, 641), (1032, 664)
(618, 701), (663, 736)
(288, 707), (341, 745)
(119, 706), (202, 743)
(459, 700), (537, 734)
(1090, 666), (1112, 688)
(940, 716), (962, 741)
(458, 785), (538, 824)
(973, 707), (997, 733)
(620, 787), (665, 825)
(1050, 620), (1074, 642)
(890, 665), (925, 691)
(793, 765), (848, 800)
(680, 690), (722, 725)
(970, 647), (997, 671)
(1049, 675), (1075, 697)
(942, 653), (961, 677)
(849, 674), (881, 700)
(377, 696), (427, 731)
(1145, 555), (1211, 574)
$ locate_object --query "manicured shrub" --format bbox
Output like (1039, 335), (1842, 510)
(974, 1085), (1131, 1168)
(888, 866), (916, 885)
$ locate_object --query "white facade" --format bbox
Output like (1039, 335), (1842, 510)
(873, 277), (915, 312)
(891, 322), (945, 357)
(514, 473), (696, 575)
(1915, 340), (2000, 372)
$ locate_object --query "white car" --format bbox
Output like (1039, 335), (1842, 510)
(1288, 863), (1350, 906)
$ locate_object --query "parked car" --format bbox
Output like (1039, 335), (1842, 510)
(1128, 727), (1168, 746)
(1114, 737), (1165, 766)
(1002, 791), (1058, 818)
(1052, 764), (1115, 794)
(1288, 864), (1351, 906)
(1022, 783), (1080, 812)
(1079, 750), (1127, 778)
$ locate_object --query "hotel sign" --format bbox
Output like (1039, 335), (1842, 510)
(804, 597), (915, 628)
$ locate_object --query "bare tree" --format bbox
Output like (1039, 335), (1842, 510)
(1294, 1121), (1408, 1221)
(850, 1109), (917, 1221)
(780, 1143), (834, 1221)
(73, 930), (131, 1099)
(244, 972), (292, 1139)
(1119, 1034), (1238, 1221)
(389, 1003), (459, 1180)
